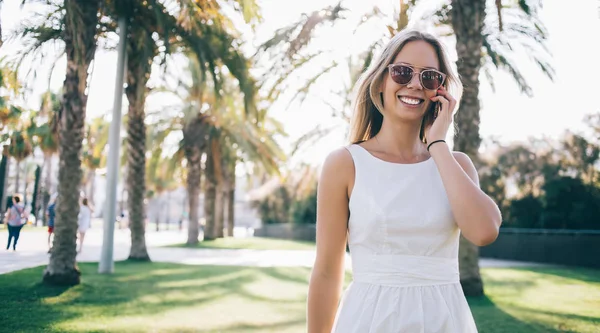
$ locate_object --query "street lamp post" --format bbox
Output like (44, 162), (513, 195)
(99, 17), (127, 274)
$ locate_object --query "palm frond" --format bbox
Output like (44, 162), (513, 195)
(256, 2), (345, 60)
(287, 60), (338, 108)
(289, 125), (337, 157)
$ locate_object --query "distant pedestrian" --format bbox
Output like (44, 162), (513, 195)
(5, 194), (28, 251)
(46, 193), (57, 253)
(77, 198), (92, 253)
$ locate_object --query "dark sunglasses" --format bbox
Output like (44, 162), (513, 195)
(387, 63), (446, 91)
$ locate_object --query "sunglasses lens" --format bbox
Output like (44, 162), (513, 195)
(390, 65), (413, 85)
(421, 70), (444, 90)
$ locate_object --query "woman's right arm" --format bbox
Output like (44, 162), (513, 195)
(307, 148), (353, 333)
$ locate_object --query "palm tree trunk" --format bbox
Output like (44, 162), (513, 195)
(43, 0), (101, 286)
(166, 191), (171, 230)
(451, 0), (486, 297)
(125, 38), (152, 261)
(226, 159), (235, 237)
(0, 148), (11, 216)
(87, 169), (95, 206)
(41, 153), (52, 225)
(21, 161), (27, 197)
(15, 159), (20, 196)
(155, 197), (160, 232)
(215, 182), (224, 238)
(213, 140), (224, 238)
(184, 141), (202, 245)
(203, 146), (217, 241)
(45, 153), (53, 193)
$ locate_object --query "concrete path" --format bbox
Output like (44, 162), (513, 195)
(0, 225), (554, 275)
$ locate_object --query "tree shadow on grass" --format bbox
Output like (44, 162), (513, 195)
(518, 266), (600, 284)
(0, 266), (78, 332)
(72, 261), (259, 317)
(469, 295), (568, 333)
(196, 317), (306, 333)
(0, 261), (260, 331)
(506, 303), (600, 332)
(154, 317), (306, 333)
(3, 262), (340, 332)
(258, 266), (310, 285)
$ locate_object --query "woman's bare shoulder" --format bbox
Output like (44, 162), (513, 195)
(321, 146), (355, 178)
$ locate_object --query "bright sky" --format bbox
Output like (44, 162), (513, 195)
(1, 0), (599, 168)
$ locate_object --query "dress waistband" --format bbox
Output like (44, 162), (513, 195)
(351, 253), (459, 287)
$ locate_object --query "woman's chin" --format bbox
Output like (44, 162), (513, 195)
(392, 105), (426, 120)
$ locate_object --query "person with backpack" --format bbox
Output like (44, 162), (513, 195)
(46, 193), (57, 253)
(5, 194), (28, 251)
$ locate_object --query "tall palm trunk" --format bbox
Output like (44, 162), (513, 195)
(185, 150), (201, 244)
(14, 159), (20, 195)
(86, 169), (95, 206)
(225, 158), (236, 237)
(43, 0), (100, 286)
(212, 139), (224, 238)
(21, 162), (27, 201)
(45, 153), (53, 193)
(183, 118), (205, 245)
(451, 0), (486, 297)
(41, 152), (53, 225)
(125, 33), (152, 261)
(166, 191), (171, 229)
(203, 143), (217, 241)
(0, 147), (11, 215)
(155, 196), (160, 231)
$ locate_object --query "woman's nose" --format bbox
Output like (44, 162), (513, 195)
(406, 72), (423, 90)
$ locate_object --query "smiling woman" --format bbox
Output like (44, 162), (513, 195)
(307, 29), (502, 333)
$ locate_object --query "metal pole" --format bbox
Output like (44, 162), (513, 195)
(99, 17), (127, 274)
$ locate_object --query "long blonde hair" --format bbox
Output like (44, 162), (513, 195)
(348, 30), (462, 144)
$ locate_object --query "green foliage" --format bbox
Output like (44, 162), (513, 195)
(289, 181), (317, 225)
(505, 194), (543, 228)
(252, 184), (292, 224)
(252, 167), (319, 225)
(540, 176), (600, 230)
(8, 130), (32, 161)
(484, 114), (600, 230)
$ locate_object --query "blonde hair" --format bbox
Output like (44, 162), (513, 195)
(348, 30), (462, 144)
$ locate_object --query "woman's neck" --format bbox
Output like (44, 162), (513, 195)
(373, 119), (427, 159)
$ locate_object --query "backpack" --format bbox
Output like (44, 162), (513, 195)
(10, 206), (27, 226)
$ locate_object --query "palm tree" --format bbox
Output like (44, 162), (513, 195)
(30, 91), (60, 225)
(83, 117), (109, 207)
(109, 0), (261, 258)
(0, 66), (24, 215)
(203, 106), (285, 240)
(220, 136), (237, 237)
(154, 54), (284, 244)
(42, 0), (102, 286)
(448, 0), (553, 296)
(145, 128), (179, 231)
(181, 113), (209, 244)
(8, 130), (32, 195)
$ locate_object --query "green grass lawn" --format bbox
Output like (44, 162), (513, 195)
(170, 237), (316, 251)
(0, 262), (598, 333)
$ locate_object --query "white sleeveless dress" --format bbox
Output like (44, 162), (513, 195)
(332, 144), (478, 333)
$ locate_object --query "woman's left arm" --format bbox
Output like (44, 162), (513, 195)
(427, 86), (502, 246)
(429, 143), (502, 246)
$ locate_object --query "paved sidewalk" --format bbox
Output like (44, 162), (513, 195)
(0, 227), (555, 275)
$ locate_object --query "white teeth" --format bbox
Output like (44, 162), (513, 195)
(399, 96), (422, 105)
